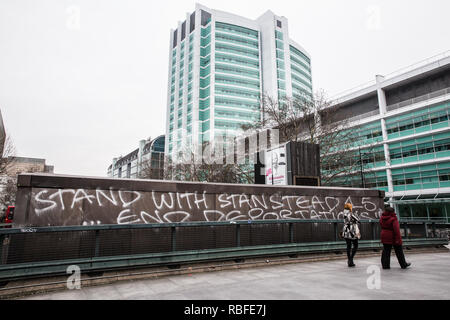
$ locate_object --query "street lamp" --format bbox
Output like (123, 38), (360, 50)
(358, 147), (372, 189)
(271, 151), (274, 185)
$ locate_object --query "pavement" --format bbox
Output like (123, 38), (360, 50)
(20, 251), (450, 300)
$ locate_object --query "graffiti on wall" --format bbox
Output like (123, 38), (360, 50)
(29, 188), (383, 226)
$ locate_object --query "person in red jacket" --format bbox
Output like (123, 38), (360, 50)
(380, 206), (411, 269)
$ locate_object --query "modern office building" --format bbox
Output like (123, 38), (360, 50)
(325, 51), (450, 222)
(0, 109), (55, 209)
(2, 157), (54, 176)
(107, 135), (165, 180)
(165, 3), (312, 160)
(0, 157), (54, 210)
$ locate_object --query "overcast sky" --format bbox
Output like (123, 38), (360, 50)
(0, 0), (449, 177)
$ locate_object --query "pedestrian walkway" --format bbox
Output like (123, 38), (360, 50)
(22, 251), (450, 300)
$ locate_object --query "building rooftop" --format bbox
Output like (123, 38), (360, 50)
(108, 135), (165, 170)
(331, 50), (450, 106)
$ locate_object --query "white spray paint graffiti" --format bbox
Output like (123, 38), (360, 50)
(31, 188), (383, 225)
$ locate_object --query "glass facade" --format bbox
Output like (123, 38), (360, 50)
(199, 20), (211, 145)
(290, 45), (312, 99)
(398, 203), (450, 221)
(214, 22), (261, 136)
(386, 102), (449, 139)
(166, 7), (313, 175)
(391, 162), (450, 191)
(275, 30), (286, 100)
(389, 132), (450, 165)
(326, 104), (450, 189)
(168, 46), (177, 154)
(109, 136), (165, 180)
(323, 75), (450, 222)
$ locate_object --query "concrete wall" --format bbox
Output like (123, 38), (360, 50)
(13, 173), (385, 227)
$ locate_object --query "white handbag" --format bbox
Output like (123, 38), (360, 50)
(355, 224), (361, 239)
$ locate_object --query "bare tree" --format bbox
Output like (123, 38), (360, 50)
(164, 142), (254, 184)
(0, 134), (17, 212)
(242, 91), (378, 186)
(242, 94), (307, 143)
(138, 153), (165, 180)
(0, 134), (16, 175)
(0, 178), (17, 210)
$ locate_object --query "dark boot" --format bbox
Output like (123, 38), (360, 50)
(401, 262), (411, 269)
(350, 251), (357, 266)
(348, 258), (355, 267)
(394, 245), (410, 269)
(349, 240), (357, 267)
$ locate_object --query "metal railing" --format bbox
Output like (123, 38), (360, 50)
(330, 80), (377, 102)
(0, 220), (447, 282)
(383, 50), (450, 81)
(386, 87), (450, 113)
(346, 109), (381, 124)
(330, 50), (450, 103)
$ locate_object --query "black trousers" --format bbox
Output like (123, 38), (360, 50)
(381, 244), (408, 268)
(345, 239), (358, 261)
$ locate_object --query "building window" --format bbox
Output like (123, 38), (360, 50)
(201, 10), (211, 26)
(190, 12), (195, 32)
(277, 20), (282, 28)
(181, 21), (186, 40)
(173, 29), (177, 48)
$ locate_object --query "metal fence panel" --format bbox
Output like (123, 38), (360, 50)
(6, 231), (96, 264)
(98, 228), (172, 257)
(175, 225), (236, 251)
(240, 223), (290, 247)
(293, 222), (336, 243)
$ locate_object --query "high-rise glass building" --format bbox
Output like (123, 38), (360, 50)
(165, 3), (312, 160)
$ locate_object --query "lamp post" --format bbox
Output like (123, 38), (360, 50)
(271, 151), (275, 185)
(358, 147), (365, 188)
(358, 147), (372, 189)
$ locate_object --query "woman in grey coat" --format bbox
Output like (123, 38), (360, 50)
(342, 203), (361, 267)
